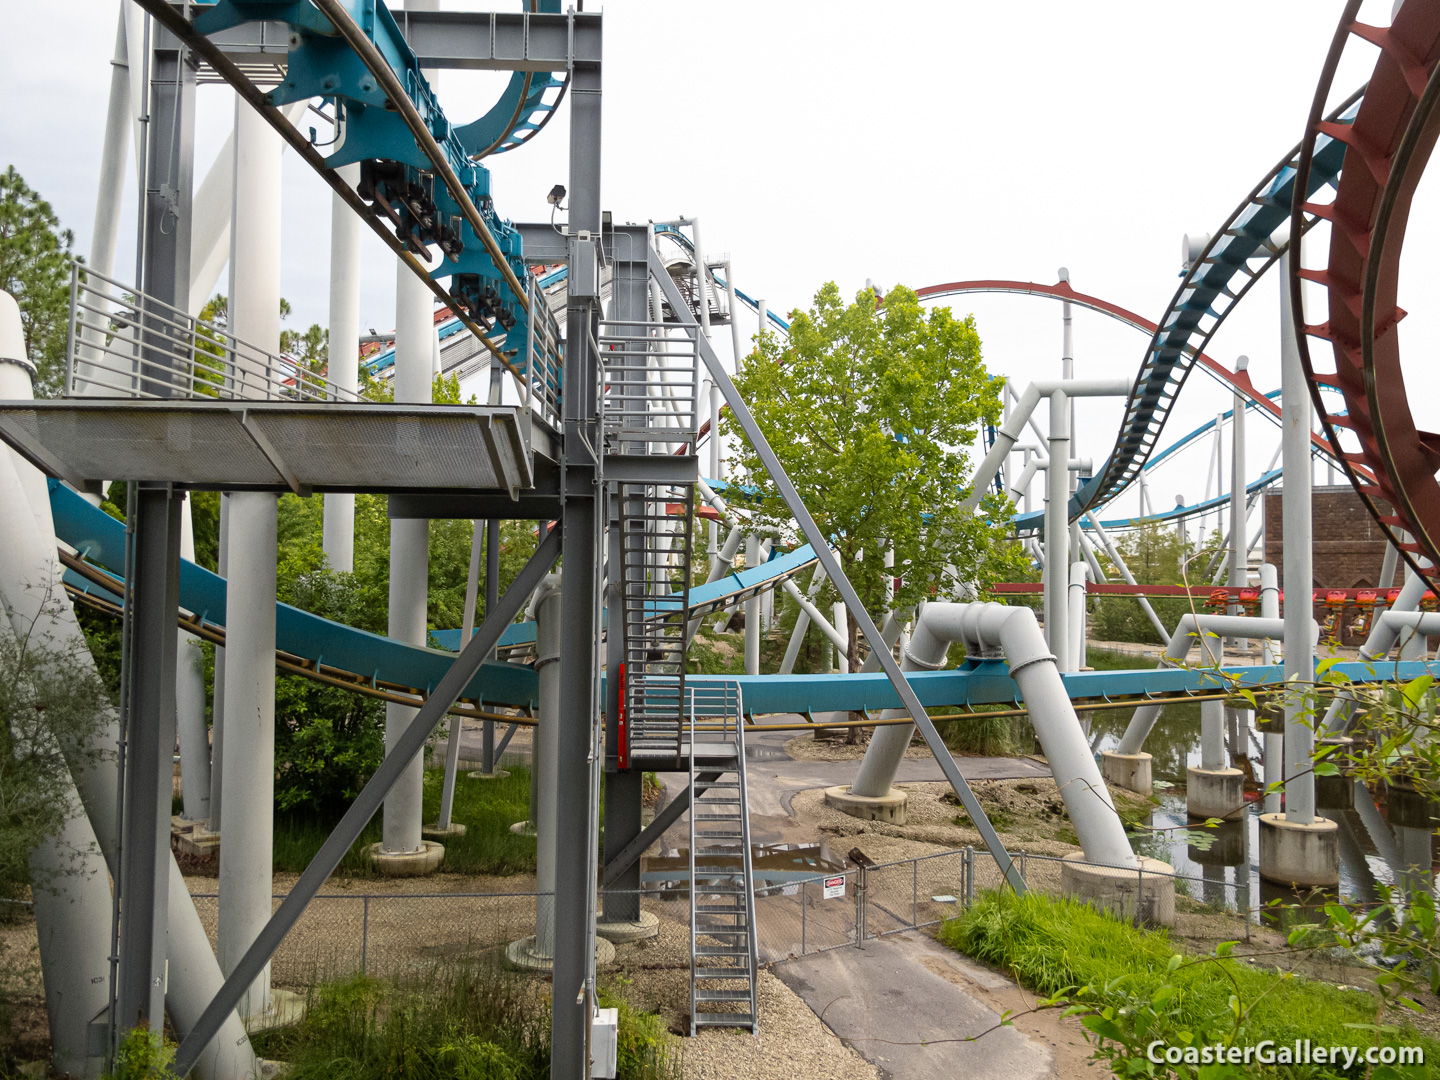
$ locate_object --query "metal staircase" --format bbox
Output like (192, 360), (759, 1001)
(618, 481), (694, 762)
(686, 682), (758, 1034)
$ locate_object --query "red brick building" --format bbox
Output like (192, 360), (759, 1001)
(1263, 485), (1402, 645)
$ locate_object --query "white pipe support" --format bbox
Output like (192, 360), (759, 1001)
(1067, 560), (1091, 672)
(1318, 569), (1431, 734)
(833, 602), (850, 673)
(851, 609), (948, 799)
(1259, 563), (1280, 665)
(1045, 389), (1071, 668)
(323, 162), (362, 572)
(779, 564), (828, 674)
(1085, 511), (1169, 642)
(779, 574), (848, 654)
(1115, 614), (1301, 756)
(533, 575), (562, 956)
(1200, 698), (1227, 771)
(745, 534), (762, 675)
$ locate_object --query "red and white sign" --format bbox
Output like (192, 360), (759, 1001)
(822, 875), (845, 900)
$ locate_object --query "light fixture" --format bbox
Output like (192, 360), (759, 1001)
(547, 184), (567, 206)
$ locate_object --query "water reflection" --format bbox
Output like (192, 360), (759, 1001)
(1087, 650), (1438, 915)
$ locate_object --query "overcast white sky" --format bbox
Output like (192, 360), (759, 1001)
(3, 0), (1433, 528)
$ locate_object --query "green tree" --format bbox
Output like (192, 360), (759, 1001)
(0, 166), (76, 397)
(1089, 520), (1200, 644)
(722, 281), (1028, 673)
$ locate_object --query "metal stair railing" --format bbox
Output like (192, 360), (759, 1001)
(619, 480), (694, 761)
(687, 680), (757, 1034)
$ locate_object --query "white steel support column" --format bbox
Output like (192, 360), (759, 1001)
(1046, 388), (1070, 668)
(533, 578), (561, 956)
(177, 494), (210, 822)
(1260, 562), (1283, 814)
(1229, 358), (1249, 652)
(381, 262), (435, 858)
(1280, 251), (1315, 825)
(691, 220), (718, 559)
(323, 162), (362, 572)
(745, 533), (761, 675)
(217, 96), (282, 1020)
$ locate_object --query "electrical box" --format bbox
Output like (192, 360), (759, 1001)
(570, 238), (600, 302)
(590, 1006), (619, 1078)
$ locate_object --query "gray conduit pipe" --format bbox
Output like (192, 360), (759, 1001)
(851, 602), (1137, 867)
(1115, 614), (1309, 756)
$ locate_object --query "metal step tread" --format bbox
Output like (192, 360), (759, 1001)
(694, 1013), (755, 1027)
(693, 945), (749, 956)
(693, 966), (749, 979)
(694, 989), (752, 1002)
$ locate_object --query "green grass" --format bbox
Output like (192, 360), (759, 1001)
(272, 766), (536, 876)
(251, 959), (677, 1080)
(940, 891), (1440, 1074)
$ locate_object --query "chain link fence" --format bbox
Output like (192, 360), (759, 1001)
(173, 846), (1250, 986)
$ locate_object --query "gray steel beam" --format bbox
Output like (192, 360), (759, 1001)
(171, 528), (563, 1075)
(397, 10), (601, 71)
(550, 35), (603, 1078)
(600, 772), (643, 921)
(482, 519), (501, 773)
(388, 493), (562, 520)
(648, 255), (1026, 894)
(601, 773), (721, 886)
(116, 486), (183, 1034)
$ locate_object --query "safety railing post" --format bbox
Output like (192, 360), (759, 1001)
(65, 262), (79, 394)
(801, 879), (806, 955)
(361, 895), (369, 974)
(965, 846), (975, 905)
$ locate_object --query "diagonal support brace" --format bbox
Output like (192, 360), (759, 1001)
(649, 253), (1026, 894)
(173, 527), (563, 1075)
(601, 772), (720, 886)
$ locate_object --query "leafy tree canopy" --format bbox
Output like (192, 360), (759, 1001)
(722, 281), (1028, 663)
(0, 166), (76, 397)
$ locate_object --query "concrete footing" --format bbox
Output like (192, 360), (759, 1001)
(467, 769), (511, 781)
(173, 819), (220, 858)
(504, 935), (615, 972)
(422, 822), (467, 841)
(367, 840), (444, 877)
(509, 820), (535, 836)
(595, 910), (660, 944)
(1257, 813), (1339, 887)
(1100, 750), (1152, 795)
(1060, 853), (1176, 927)
(1185, 766), (1245, 821)
(823, 785), (908, 824)
(242, 988), (307, 1034)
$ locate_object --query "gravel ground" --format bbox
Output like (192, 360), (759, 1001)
(782, 733), (930, 762)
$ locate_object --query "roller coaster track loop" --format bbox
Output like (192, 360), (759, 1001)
(1290, 0), (1440, 586)
(1071, 85), (1367, 522)
(911, 279), (1364, 492)
(133, 0), (530, 384)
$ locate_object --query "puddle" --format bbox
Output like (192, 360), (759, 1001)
(642, 841), (846, 896)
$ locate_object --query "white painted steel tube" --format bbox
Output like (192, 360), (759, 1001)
(381, 257), (436, 854)
(1319, 569), (1431, 735)
(833, 603), (850, 673)
(1280, 250), (1316, 825)
(218, 96), (283, 1020)
(534, 577), (562, 956)
(0, 432), (256, 1080)
(1200, 698), (1226, 771)
(1260, 563), (1280, 665)
(437, 521), (484, 829)
(1046, 389), (1070, 667)
(779, 564), (827, 674)
(851, 609), (946, 798)
(1067, 561), (1090, 672)
(1229, 374), (1248, 652)
(962, 377), (1130, 514)
(323, 162), (362, 572)
(1115, 614), (1298, 755)
(177, 496), (210, 822)
(745, 534), (761, 675)
(1085, 511), (1169, 642)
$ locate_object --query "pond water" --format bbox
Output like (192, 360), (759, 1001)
(1086, 649), (1439, 915)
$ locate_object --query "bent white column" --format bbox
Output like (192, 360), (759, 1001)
(374, 259), (441, 873)
(218, 96), (282, 1019)
(0, 412), (255, 1080)
(322, 162), (362, 573)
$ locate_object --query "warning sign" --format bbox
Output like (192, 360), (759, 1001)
(822, 875), (845, 900)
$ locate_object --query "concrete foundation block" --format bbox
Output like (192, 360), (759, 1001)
(823, 785), (907, 824)
(1186, 766), (1245, 821)
(242, 988), (306, 1034)
(1100, 750), (1153, 795)
(1258, 813), (1339, 887)
(176, 826), (220, 858)
(509, 820), (535, 836)
(1060, 853), (1176, 927)
(368, 840), (445, 877)
(504, 935), (615, 973)
(422, 822), (468, 841)
(595, 910), (660, 944)
(467, 769), (512, 781)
